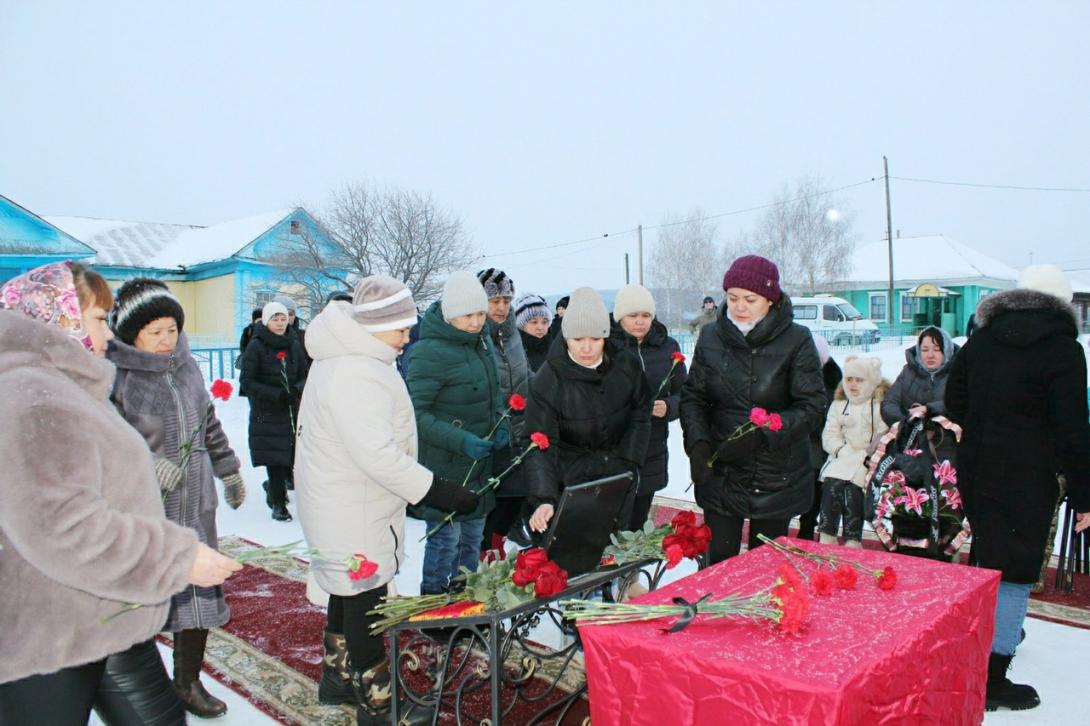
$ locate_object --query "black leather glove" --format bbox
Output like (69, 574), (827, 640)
(688, 441), (712, 487)
(714, 428), (766, 464)
(419, 476), (479, 514)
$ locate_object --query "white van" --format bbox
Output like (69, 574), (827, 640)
(791, 296), (881, 345)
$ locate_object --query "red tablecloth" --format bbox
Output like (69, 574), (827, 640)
(579, 538), (999, 725)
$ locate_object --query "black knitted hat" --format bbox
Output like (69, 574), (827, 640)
(112, 278), (185, 345)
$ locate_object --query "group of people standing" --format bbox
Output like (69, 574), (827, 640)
(2, 251), (1089, 724)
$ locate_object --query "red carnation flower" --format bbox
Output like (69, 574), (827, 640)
(532, 561), (568, 597)
(276, 351), (287, 360)
(811, 570), (835, 596)
(777, 563), (803, 589)
(664, 544), (684, 569)
(877, 566), (897, 591)
(671, 511), (697, 530)
(347, 554), (378, 581)
(529, 432), (550, 451)
(210, 379), (233, 401)
(670, 351), (686, 364)
(767, 413), (783, 432)
(749, 407), (770, 427)
(508, 393), (527, 412)
(834, 564), (857, 590)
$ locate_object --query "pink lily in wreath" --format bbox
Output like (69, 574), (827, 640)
(941, 487), (963, 510)
(933, 460), (958, 487)
(899, 486), (930, 516)
(883, 470), (906, 486)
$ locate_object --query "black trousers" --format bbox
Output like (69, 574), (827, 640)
(328, 585), (389, 672)
(818, 478), (864, 541)
(95, 639), (185, 726)
(703, 510), (790, 565)
(266, 465), (292, 506)
(627, 494), (655, 532)
(0, 659), (106, 726)
(481, 497), (525, 551)
(796, 469), (822, 541)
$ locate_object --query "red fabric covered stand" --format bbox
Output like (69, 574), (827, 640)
(578, 538), (999, 725)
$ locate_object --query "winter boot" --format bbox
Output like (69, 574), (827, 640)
(173, 629), (228, 718)
(985, 653), (1040, 711)
(318, 631), (354, 705)
(351, 659), (433, 726)
(819, 533), (839, 546)
(264, 480), (292, 521)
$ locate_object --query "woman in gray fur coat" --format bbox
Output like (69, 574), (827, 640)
(0, 263), (240, 726)
(108, 278), (246, 719)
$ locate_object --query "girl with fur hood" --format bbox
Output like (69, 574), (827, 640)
(818, 356), (889, 547)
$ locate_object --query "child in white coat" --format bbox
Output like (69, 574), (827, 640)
(818, 356), (889, 547)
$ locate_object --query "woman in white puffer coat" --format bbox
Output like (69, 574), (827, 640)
(294, 276), (476, 726)
(818, 356), (889, 547)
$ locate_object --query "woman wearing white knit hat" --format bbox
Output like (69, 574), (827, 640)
(525, 287), (652, 534)
(295, 275), (476, 724)
(609, 283), (687, 530)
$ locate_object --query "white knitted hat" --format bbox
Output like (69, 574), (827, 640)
(1017, 264), (1073, 302)
(561, 287), (610, 339)
(262, 302), (289, 326)
(612, 283), (656, 320)
(352, 275), (418, 332)
(441, 271), (488, 321)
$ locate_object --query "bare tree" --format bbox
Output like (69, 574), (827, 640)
(271, 182), (476, 311)
(648, 208), (723, 324)
(739, 175), (858, 294)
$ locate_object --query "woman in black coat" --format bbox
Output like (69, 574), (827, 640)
(240, 302), (308, 521)
(945, 268), (1090, 710)
(610, 284), (687, 530)
(681, 256), (825, 564)
(882, 326), (958, 426)
(526, 287), (652, 535)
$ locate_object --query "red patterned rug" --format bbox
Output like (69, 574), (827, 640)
(193, 537), (589, 726)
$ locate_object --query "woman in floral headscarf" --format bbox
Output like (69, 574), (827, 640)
(0, 262), (241, 725)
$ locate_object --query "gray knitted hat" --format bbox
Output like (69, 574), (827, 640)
(477, 268), (515, 299)
(612, 283), (656, 320)
(351, 275), (418, 332)
(272, 294), (298, 313)
(561, 287), (610, 339)
(513, 292), (553, 329)
(441, 271), (488, 321)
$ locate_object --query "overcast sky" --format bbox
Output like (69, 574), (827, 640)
(3, 2), (1088, 295)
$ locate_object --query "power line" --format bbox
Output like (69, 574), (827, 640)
(891, 175), (1090, 193)
(478, 176), (879, 262)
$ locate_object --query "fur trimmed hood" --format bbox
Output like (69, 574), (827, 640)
(834, 378), (890, 403)
(976, 287), (1078, 329)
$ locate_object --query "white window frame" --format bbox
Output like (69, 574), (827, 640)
(868, 292), (889, 322)
(900, 292), (915, 323)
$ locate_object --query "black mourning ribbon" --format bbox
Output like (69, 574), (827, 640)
(664, 593), (712, 633)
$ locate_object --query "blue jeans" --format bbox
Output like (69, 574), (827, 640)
(421, 517), (486, 594)
(992, 581), (1032, 656)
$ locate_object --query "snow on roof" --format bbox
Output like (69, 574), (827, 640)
(46, 216), (198, 267)
(833, 235), (1020, 286)
(47, 209), (294, 270)
(147, 209), (293, 269)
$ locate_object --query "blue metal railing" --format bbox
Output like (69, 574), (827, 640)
(191, 348), (240, 383)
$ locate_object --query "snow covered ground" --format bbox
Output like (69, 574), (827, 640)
(92, 338), (1090, 724)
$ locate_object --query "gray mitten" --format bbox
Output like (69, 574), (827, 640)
(154, 458), (184, 493)
(222, 473), (246, 509)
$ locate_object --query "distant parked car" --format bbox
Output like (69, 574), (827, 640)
(791, 296), (881, 345)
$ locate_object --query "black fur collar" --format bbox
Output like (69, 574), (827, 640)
(975, 288), (1077, 328)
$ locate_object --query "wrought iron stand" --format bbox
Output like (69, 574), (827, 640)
(388, 559), (664, 725)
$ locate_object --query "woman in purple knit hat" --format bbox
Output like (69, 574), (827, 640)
(680, 255), (826, 563)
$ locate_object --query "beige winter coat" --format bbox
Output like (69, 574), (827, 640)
(0, 310), (199, 684)
(294, 301), (433, 597)
(820, 379), (890, 488)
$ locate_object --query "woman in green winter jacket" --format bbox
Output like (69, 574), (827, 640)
(407, 272), (504, 594)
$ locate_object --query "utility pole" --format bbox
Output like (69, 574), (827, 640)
(883, 156), (895, 327)
(637, 224), (644, 285)
(625, 253), (630, 284)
